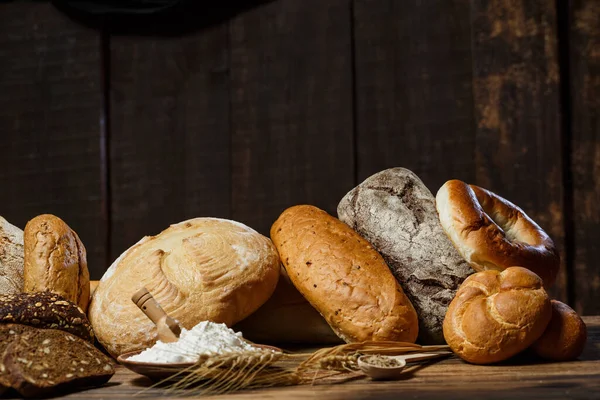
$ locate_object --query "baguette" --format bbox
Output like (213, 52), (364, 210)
(271, 205), (418, 343)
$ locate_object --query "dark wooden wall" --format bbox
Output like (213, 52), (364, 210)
(0, 1), (598, 314)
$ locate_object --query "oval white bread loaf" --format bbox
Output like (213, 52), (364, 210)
(88, 218), (280, 357)
(0, 216), (24, 296)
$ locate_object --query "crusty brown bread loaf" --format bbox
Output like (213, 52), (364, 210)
(531, 300), (587, 361)
(0, 292), (94, 342)
(443, 267), (552, 364)
(89, 218), (280, 357)
(271, 205), (419, 343)
(337, 168), (473, 344)
(436, 180), (560, 287)
(24, 214), (90, 312)
(0, 216), (24, 296)
(234, 267), (343, 344)
(0, 324), (114, 398)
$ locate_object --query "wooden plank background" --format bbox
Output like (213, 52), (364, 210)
(0, 0), (598, 314)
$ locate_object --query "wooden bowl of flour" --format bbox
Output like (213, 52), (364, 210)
(118, 344), (283, 382)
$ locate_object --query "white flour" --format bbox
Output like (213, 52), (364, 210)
(128, 321), (259, 364)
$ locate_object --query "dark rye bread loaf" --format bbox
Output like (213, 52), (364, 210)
(338, 168), (474, 344)
(0, 292), (94, 342)
(0, 325), (29, 391)
(0, 324), (114, 398)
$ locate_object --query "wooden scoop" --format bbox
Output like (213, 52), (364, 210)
(357, 350), (452, 380)
(131, 287), (182, 343)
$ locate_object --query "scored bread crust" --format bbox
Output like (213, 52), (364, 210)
(23, 215), (90, 312)
(443, 267), (552, 364)
(89, 218), (281, 357)
(531, 300), (587, 361)
(270, 205), (419, 343)
(436, 180), (559, 287)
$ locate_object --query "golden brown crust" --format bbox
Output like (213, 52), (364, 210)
(270, 205), (418, 343)
(531, 300), (587, 361)
(436, 180), (560, 287)
(443, 267), (552, 364)
(23, 215), (90, 312)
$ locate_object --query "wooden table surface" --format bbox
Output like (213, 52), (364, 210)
(47, 316), (600, 400)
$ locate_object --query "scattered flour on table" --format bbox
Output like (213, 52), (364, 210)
(128, 321), (260, 364)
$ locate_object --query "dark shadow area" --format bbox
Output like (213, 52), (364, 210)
(0, 382), (120, 399)
(51, 0), (273, 35)
(555, 0), (576, 309)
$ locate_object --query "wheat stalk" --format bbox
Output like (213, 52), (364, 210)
(136, 341), (450, 396)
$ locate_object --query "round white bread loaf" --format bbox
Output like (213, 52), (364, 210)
(436, 180), (560, 287)
(88, 218), (280, 357)
(0, 216), (24, 296)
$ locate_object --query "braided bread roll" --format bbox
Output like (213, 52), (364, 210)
(443, 267), (551, 364)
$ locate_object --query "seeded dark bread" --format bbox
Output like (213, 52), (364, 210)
(1, 324), (114, 397)
(0, 324), (29, 390)
(0, 292), (94, 342)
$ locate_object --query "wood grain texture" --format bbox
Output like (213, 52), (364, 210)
(353, 0), (476, 192)
(229, 0), (355, 235)
(0, 3), (106, 279)
(109, 26), (231, 261)
(49, 316), (600, 399)
(471, 0), (566, 300)
(570, 0), (600, 315)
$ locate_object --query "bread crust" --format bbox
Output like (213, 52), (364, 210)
(443, 267), (551, 364)
(270, 205), (418, 343)
(0, 292), (94, 342)
(0, 216), (24, 296)
(436, 180), (559, 287)
(89, 218), (280, 357)
(531, 300), (587, 361)
(23, 215), (90, 312)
